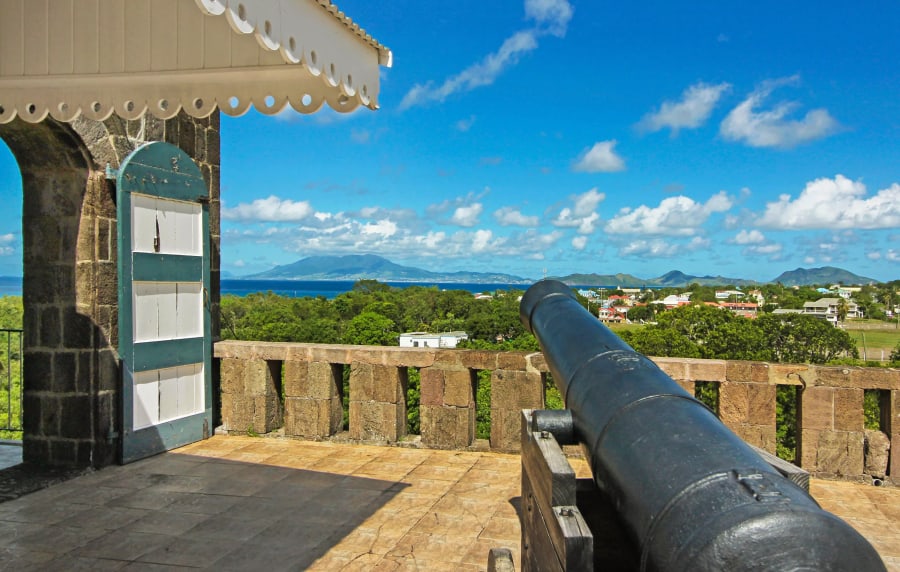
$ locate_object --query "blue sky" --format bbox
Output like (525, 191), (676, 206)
(2, 0), (899, 282)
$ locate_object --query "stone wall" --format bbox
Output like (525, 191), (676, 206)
(215, 341), (899, 484)
(0, 111), (220, 468)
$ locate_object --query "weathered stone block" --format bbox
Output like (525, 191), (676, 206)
(420, 367), (444, 406)
(813, 366), (853, 388)
(800, 386), (833, 431)
(864, 429), (890, 478)
(734, 424), (777, 454)
(489, 407), (522, 453)
(768, 363), (813, 385)
(349, 362), (376, 402)
(491, 370), (543, 411)
(285, 397), (341, 438)
(747, 384), (776, 427)
(219, 358), (245, 394)
(687, 359), (726, 382)
(421, 404), (474, 449)
(496, 352), (527, 371)
(59, 395), (92, 439)
(798, 428), (820, 470)
(849, 367), (900, 390)
(674, 380), (695, 395)
(718, 382), (749, 426)
(833, 388), (863, 432)
(443, 369), (475, 408)
(349, 400), (403, 442)
(815, 431), (864, 477)
(735, 361), (769, 383)
(652, 358), (688, 381)
(890, 390), (900, 479)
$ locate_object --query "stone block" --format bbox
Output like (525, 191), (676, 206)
(464, 350), (498, 371)
(799, 386), (833, 431)
(890, 390), (900, 479)
(443, 369), (475, 408)
(489, 407), (522, 453)
(687, 359), (726, 382)
(496, 352), (527, 371)
(284, 398), (340, 438)
(725, 361), (769, 383)
(718, 382), (749, 426)
(420, 367), (444, 406)
(40, 307), (61, 348)
(813, 366), (853, 388)
(768, 363), (813, 385)
(24, 351), (53, 393)
(652, 358), (688, 381)
(373, 366), (406, 404)
(420, 404), (474, 449)
(674, 380), (695, 395)
(52, 352), (77, 393)
(349, 362), (376, 402)
(59, 395), (92, 439)
(815, 431), (864, 477)
(308, 361), (342, 400)
(849, 367), (900, 390)
(833, 388), (863, 432)
(798, 428), (820, 471)
(733, 424), (777, 453)
(219, 358), (245, 394)
(864, 429), (890, 478)
(491, 370), (543, 411)
(747, 384), (777, 427)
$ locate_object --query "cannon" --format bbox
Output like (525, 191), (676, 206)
(517, 280), (884, 571)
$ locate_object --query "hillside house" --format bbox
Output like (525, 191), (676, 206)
(399, 331), (469, 349)
(804, 298), (861, 323)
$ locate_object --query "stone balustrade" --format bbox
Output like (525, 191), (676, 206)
(214, 341), (899, 484)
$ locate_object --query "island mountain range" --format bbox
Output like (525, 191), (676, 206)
(242, 255), (879, 287)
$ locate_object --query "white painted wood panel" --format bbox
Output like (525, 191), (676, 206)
(0, 0), (24, 77)
(23, 0), (49, 76)
(48, 0), (74, 75)
(177, 363), (204, 417)
(72, 0), (99, 75)
(131, 194), (157, 254)
(158, 366), (179, 421)
(176, 283), (203, 338)
(133, 369), (159, 430)
(133, 282), (158, 342)
(157, 282), (178, 340)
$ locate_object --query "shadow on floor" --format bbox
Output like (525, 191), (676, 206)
(0, 452), (409, 570)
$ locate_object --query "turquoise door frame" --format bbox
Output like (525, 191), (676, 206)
(117, 142), (212, 464)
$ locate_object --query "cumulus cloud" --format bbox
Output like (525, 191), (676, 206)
(745, 243), (783, 255)
(867, 251), (882, 260)
(887, 250), (900, 262)
(450, 203), (484, 227)
(638, 82), (731, 134)
(361, 219), (398, 238)
(756, 175), (900, 229)
(572, 236), (588, 250)
(619, 239), (678, 257)
(733, 229), (766, 244)
(720, 76), (839, 148)
(605, 191), (733, 236)
(222, 196), (314, 222)
(551, 188), (605, 234)
(0, 233), (14, 256)
(399, 1), (572, 109)
(495, 206), (539, 227)
(572, 141), (625, 173)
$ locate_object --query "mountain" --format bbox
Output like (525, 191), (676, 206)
(243, 254), (531, 284)
(771, 266), (878, 287)
(552, 269), (759, 288)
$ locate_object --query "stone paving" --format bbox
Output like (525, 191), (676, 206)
(0, 435), (895, 570)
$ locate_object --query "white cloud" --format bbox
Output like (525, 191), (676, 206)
(638, 82), (731, 134)
(745, 243), (783, 255)
(756, 175), (900, 229)
(361, 219), (398, 238)
(572, 141), (625, 173)
(494, 207), (539, 227)
(222, 196), (315, 222)
(867, 251), (882, 260)
(620, 239), (679, 258)
(455, 115), (477, 132)
(524, 0), (574, 36)
(472, 229), (493, 252)
(551, 188), (605, 234)
(734, 229), (765, 244)
(450, 203), (484, 227)
(399, 1), (572, 109)
(887, 250), (900, 262)
(572, 236), (588, 250)
(605, 191), (733, 236)
(720, 76), (839, 148)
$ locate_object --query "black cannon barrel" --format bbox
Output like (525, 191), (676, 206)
(520, 280), (884, 572)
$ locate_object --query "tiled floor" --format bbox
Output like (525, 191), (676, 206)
(0, 435), (896, 571)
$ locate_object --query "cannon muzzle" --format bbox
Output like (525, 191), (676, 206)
(520, 280), (884, 571)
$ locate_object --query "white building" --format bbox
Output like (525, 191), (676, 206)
(399, 331), (469, 349)
(802, 298), (861, 324)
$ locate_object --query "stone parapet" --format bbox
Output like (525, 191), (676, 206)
(215, 341), (899, 484)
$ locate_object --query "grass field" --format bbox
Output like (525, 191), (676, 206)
(846, 329), (900, 361)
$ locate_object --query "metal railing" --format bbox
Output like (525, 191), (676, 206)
(0, 329), (22, 435)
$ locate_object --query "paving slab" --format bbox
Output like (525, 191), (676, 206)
(0, 435), (893, 570)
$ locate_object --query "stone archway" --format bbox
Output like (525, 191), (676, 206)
(0, 112), (220, 468)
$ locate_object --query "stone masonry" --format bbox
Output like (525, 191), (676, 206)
(216, 341), (899, 484)
(0, 111), (220, 468)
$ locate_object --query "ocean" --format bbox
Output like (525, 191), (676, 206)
(220, 279), (537, 299)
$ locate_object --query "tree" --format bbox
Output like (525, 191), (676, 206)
(342, 311), (397, 346)
(619, 327), (702, 358)
(836, 297), (849, 323)
(627, 304), (655, 323)
(757, 313), (857, 364)
(890, 341), (900, 364)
